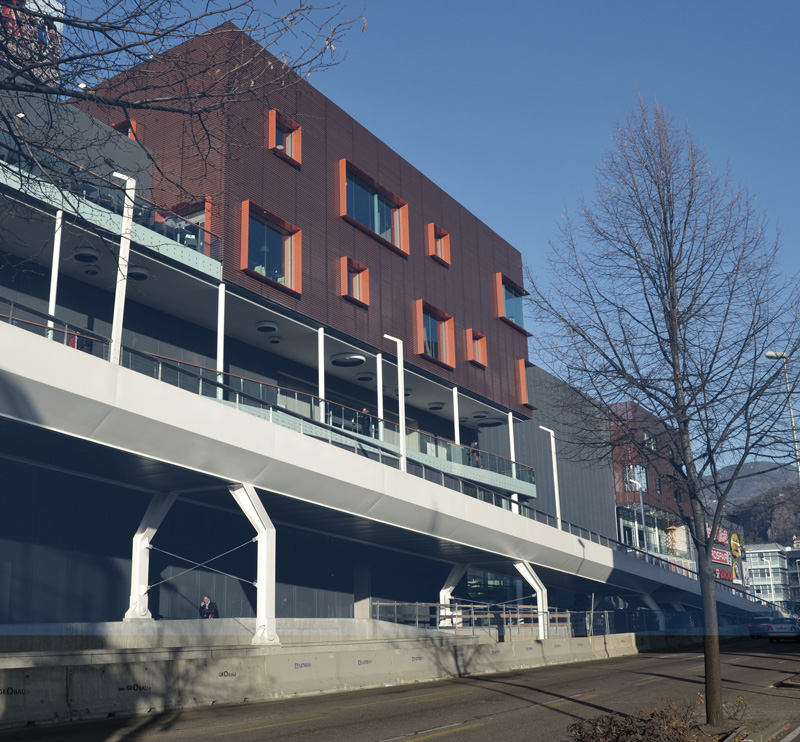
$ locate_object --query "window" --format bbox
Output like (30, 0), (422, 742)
(338, 160), (409, 256)
(656, 477), (662, 497)
(426, 223), (450, 266)
(414, 300), (455, 369)
(267, 110), (301, 166)
(643, 431), (657, 450)
(240, 201), (301, 296)
(517, 358), (534, 409)
(623, 464), (648, 492)
(494, 273), (530, 334)
(465, 329), (487, 367)
(112, 119), (139, 140)
(339, 256), (369, 307)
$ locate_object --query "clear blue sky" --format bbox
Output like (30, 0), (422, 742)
(308, 1), (800, 286)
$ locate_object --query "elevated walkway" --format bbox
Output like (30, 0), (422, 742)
(0, 320), (756, 615)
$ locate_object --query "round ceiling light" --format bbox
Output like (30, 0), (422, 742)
(331, 352), (366, 368)
(73, 246), (100, 263)
(472, 411), (488, 419)
(356, 373), (375, 383)
(268, 335), (282, 345)
(427, 401), (446, 411)
(255, 321), (279, 333)
(127, 265), (151, 281)
(477, 418), (504, 428)
(395, 388), (412, 397)
(84, 265), (99, 276)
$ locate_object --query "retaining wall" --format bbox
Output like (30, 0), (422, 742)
(0, 619), (703, 729)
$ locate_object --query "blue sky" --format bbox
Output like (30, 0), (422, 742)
(309, 1), (800, 285)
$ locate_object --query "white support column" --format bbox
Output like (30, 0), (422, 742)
(540, 426), (562, 530)
(46, 209), (63, 339)
(439, 564), (467, 606)
(438, 564), (468, 628)
(508, 411), (519, 513)
(317, 327), (325, 423)
(110, 172), (137, 365)
(641, 594), (667, 632)
(124, 491), (178, 621)
(384, 335), (406, 472)
(452, 387), (460, 446)
(514, 560), (549, 640)
(377, 352), (384, 441)
(216, 283), (226, 399)
(229, 483), (280, 645)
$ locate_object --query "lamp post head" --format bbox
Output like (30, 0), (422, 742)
(766, 351), (788, 360)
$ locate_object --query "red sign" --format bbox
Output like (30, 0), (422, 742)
(706, 523), (729, 545)
(714, 567), (733, 581)
(711, 547), (732, 565)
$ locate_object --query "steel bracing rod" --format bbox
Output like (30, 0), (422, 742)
(146, 538), (258, 590)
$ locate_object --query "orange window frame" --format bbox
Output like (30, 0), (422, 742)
(517, 358), (534, 409)
(425, 223), (451, 266)
(414, 299), (456, 370)
(494, 272), (532, 336)
(338, 159), (409, 257)
(465, 328), (487, 368)
(266, 110), (302, 166)
(112, 119), (139, 141)
(339, 256), (370, 308)
(240, 200), (302, 297)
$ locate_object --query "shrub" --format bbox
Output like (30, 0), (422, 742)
(568, 699), (698, 742)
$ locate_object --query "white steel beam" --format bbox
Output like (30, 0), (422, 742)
(229, 483), (280, 645)
(514, 560), (549, 640)
(124, 490), (178, 621)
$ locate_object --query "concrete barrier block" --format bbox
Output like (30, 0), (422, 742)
(542, 637), (575, 665)
(0, 667), (69, 728)
(389, 647), (441, 683)
(67, 662), (175, 719)
(330, 650), (396, 691)
(603, 633), (639, 658)
(568, 637), (598, 663)
(173, 656), (268, 706)
(511, 640), (546, 669)
(265, 651), (338, 698)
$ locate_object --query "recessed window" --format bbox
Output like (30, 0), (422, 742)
(339, 256), (369, 308)
(643, 431), (657, 451)
(338, 159), (409, 256)
(517, 358), (534, 409)
(494, 273), (530, 334)
(465, 328), (487, 368)
(267, 110), (301, 166)
(112, 119), (138, 140)
(415, 300), (455, 369)
(240, 201), (301, 296)
(426, 223), (450, 266)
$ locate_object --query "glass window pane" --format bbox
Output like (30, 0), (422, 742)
(249, 215), (289, 284)
(423, 310), (439, 359)
(503, 284), (524, 327)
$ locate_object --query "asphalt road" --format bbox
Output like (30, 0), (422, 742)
(2, 638), (799, 742)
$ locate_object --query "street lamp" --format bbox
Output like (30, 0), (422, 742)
(765, 351), (800, 488)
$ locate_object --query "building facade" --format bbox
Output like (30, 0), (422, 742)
(0, 27), (759, 636)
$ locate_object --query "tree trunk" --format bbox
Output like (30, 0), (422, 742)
(697, 545), (723, 726)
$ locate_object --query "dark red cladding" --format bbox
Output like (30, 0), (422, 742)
(80, 26), (531, 416)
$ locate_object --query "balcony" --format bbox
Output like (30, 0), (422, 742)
(0, 138), (222, 277)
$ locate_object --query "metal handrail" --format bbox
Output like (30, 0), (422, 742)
(0, 135), (222, 261)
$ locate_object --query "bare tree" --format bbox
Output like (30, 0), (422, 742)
(0, 0), (358, 194)
(528, 97), (800, 726)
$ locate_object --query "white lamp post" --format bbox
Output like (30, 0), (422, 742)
(765, 351), (800, 488)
